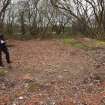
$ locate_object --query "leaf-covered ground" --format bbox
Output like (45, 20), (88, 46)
(0, 38), (105, 105)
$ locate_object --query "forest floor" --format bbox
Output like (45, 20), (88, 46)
(0, 38), (105, 105)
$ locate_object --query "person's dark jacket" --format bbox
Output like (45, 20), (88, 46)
(0, 33), (6, 48)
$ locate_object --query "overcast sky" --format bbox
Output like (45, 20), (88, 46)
(12, 0), (19, 2)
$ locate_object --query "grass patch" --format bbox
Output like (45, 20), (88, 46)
(0, 69), (8, 76)
(72, 43), (89, 50)
(64, 37), (105, 50)
(64, 37), (77, 44)
(64, 37), (89, 50)
(96, 40), (105, 47)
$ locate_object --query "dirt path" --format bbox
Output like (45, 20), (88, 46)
(8, 40), (94, 81)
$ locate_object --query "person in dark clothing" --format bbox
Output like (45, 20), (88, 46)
(0, 33), (11, 67)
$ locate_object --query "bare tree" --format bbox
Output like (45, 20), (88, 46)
(0, 0), (11, 31)
(2, 0), (104, 39)
(50, 0), (105, 39)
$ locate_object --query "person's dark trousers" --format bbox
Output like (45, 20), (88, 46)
(0, 49), (3, 66)
(0, 46), (11, 66)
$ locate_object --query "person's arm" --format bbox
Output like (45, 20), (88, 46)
(1, 40), (6, 44)
(0, 34), (6, 45)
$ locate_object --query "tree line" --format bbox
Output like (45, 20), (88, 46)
(0, 0), (105, 39)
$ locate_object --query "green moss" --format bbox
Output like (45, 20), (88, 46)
(28, 83), (41, 92)
(0, 69), (8, 76)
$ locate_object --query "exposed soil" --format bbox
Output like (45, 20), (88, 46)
(0, 39), (105, 105)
